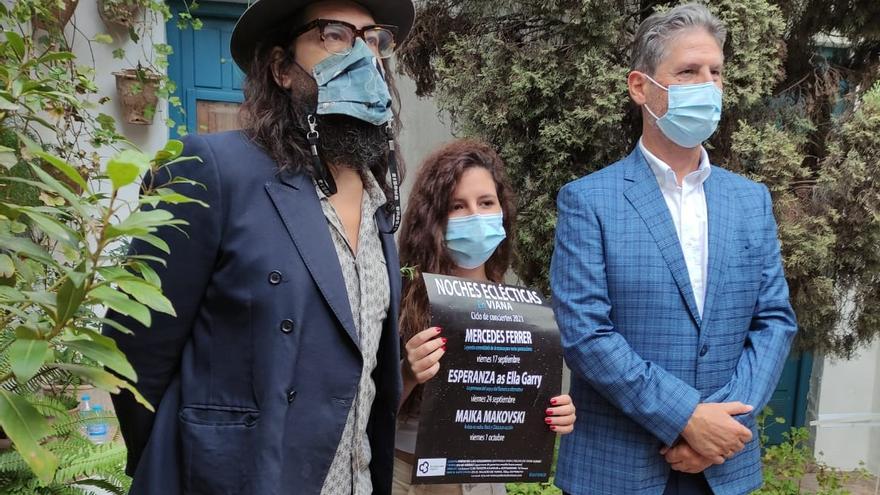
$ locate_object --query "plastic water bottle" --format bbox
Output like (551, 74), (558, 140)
(79, 395), (92, 438)
(86, 404), (109, 444)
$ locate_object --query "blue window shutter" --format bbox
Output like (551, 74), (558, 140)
(167, 2), (246, 137)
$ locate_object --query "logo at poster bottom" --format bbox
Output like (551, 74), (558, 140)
(416, 458), (447, 477)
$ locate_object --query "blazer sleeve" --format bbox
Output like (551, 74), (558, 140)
(550, 183), (701, 447)
(103, 134), (224, 475)
(703, 185), (798, 429)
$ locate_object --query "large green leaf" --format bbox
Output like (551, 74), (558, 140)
(117, 278), (175, 316)
(5, 31), (25, 60)
(53, 364), (153, 412)
(32, 151), (89, 193)
(35, 51), (76, 64)
(63, 339), (136, 382)
(8, 338), (50, 382)
(21, 290), (57, 315)
(153, 139), (185, 163)
(0, 234), (55, 264)
(106, 149), (151, 190)
(0, 390), (58, 485)
(88, 285), (151, 326)
(0, 96), (18, 111)
(131, 261), (161, 288)
(26, 166), (84, 218)
(96, 316), (134, 335)
(132, 233), (170, 253)
(69, 327), (120, 349)
(0, 144), (16, 169)
(20, 209), (78, 246)
(0, 253), (14, 277)
(106, 209), (177, 238)
(97, 266), (131, 282)
(55, 272), (87, 326)
(14, 325), (42, 339)
(0, 286), (26, 302)
(140, 188), (207, 207)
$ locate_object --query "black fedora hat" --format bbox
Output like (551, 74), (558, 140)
(230, 0), (415, 72)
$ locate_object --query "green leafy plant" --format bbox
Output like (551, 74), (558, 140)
(0, 0), (203, 489)
(90, 0), (200, 130)
(755, 408), (872, 495)
(400, 265), (419, 281)
(0, 131), (199, 487)
(506, 440), (562, 495)
(0, 401), (131, 494)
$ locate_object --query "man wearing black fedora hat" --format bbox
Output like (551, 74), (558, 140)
(105, 1), (415, 494)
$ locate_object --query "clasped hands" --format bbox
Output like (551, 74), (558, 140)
(661, 402), (754, 474)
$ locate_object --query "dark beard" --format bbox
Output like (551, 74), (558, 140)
(287, 64), (388, 172)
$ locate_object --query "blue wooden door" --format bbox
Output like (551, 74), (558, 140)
(764, 352), (813, 445)
(167, 3), (246, 136)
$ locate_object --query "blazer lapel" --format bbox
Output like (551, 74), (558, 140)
(265, 172), (360, 349)
(622, 149), (702, 326)
(376, 211), (401, 322)
(699, 171), (733, 332)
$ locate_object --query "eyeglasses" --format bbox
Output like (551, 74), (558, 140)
(293, 19), (398, 59)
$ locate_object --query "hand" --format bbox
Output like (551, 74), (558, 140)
(681, 402), (753, 463)
(402, 327), (446, 385)
(660, 442), (717, 474)
(545, 394), (576, 434)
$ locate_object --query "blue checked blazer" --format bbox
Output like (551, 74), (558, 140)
(550, 148), (797, 495)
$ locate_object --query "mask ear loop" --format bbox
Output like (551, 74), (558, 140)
(641, 72), (668, 121)
(307, 114), (337, 196)
(383, 122), (401, 235)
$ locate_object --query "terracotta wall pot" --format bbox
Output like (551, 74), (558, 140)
(97, 0), (140, 29)
(32, 0), (80, 31)
(114, 69), (161, 125)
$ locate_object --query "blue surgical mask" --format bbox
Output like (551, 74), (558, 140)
(642, 74), (722, 148)
(312, 39), (393, 126)
(445, 213), (507, 270)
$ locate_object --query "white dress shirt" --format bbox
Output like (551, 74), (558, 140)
(638, 139), (712, 316)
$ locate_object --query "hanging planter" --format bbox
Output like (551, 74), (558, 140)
(114, 68), (161, 125)
(97, 0), (140, 29)
(32, 0), (80, 32)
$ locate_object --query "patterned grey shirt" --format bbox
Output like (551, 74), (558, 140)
(317, 173), (390, 495)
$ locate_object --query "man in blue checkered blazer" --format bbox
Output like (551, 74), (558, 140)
(550, 4), (797, 495)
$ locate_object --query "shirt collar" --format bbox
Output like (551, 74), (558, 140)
(314, 171), (388, 215)
(638, 138), (712, 190)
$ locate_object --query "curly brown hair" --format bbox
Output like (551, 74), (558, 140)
(398, 139), (516, 415)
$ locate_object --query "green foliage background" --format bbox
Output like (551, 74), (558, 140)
(398, 0), (880, 358)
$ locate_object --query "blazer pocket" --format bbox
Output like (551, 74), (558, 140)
(731, 237), (764, 265)
(179, 405), (260, 494)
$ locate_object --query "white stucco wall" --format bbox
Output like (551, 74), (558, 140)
(813, 338), (880, 475)
(56, 3), (170, 207)
(395, 75), (455, 208)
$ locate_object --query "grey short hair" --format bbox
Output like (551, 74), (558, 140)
(631, 3), (727, 74)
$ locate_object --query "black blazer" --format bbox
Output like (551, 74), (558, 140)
(105, 131), (403, 494)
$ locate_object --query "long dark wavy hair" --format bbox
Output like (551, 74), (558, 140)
(238, 18), (405, 202)
(398, 139), (517, 415)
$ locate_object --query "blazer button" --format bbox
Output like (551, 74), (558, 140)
(280, 319), (294, 333)
(287, 389), (297, 404)
(268, 270), (283, 285)
(699, 344), (709, 357)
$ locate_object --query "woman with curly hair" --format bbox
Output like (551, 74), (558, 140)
(393, 139), (576, 495)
